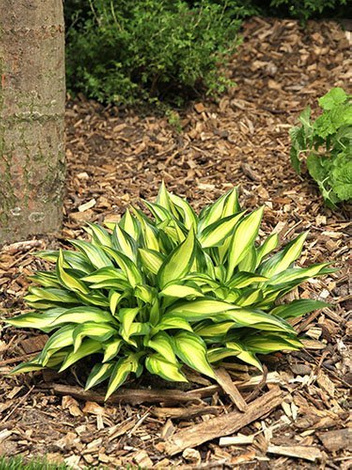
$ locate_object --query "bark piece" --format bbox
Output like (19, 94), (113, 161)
(214, 368), (248, 412)
(20, 335), (49, 354)
(152, 406), (220, 420)
(318, 428), (352, 452)
(45, 383), (203, 405)
(267, 445), (323, 462)
(165, 387), (282, 455)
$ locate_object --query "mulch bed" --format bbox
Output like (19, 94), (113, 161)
(0, 17), (351, 469)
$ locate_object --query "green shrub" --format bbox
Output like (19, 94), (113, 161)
(7, 184), (332, 399)
(202, 0), (349, 20)
(267, 0), (348, 21)
(65, 0), (240, 105)
(290, 88), (352, 208)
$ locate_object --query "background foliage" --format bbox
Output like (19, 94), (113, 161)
(65, 0), (240, 106)
(290, 88), (352, 207)
(65, 0), (349, 105)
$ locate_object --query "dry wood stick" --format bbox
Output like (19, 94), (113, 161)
(165, 386), (282, 456)
(40, 383), (204, 406)
(214, 367), (248, 412)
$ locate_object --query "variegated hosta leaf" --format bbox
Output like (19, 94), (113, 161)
(172, 332), (215, 378)
(259, 232), (308, 278)
(145, 354), (187, 382)
(226, 207), (264, 281)
(106, 353), (142, 400)
(85, 362), (115, 390)
(5, 183), (331, 395)
(157, 229), (195, 288)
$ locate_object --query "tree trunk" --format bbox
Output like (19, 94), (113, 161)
(0, 0), (65, 244)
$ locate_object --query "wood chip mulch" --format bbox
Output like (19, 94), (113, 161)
(0, 17), (351, 469)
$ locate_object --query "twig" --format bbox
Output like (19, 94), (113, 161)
(2, 386), (35, 423)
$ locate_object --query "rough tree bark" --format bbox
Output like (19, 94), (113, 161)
(0, 0), (65, 244)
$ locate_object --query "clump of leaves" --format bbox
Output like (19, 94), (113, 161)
(65, 0), (240, 106)
(290, 87), (352, 208)
(7, 184), (332, 399)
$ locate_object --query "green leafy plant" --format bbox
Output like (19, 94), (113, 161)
(7, 184), (332, 399)
(290, 87), (352, 208)
(65, 0), (240, 105)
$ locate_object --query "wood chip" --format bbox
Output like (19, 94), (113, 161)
(214, 367), (248, 412)
(267, 445), (323, 462)
(318, 428), (352, 452)
(165, 387), (282, 455)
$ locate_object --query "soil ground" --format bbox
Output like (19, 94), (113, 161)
(0, 17), (351, 469)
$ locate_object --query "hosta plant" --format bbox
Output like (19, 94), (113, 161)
(7, 184), (332, 399)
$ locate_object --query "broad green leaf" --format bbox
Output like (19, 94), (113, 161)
(6, 308), (66, 331)
(169, 193), (197, 230)
(85, 363), (114, 390)
(109, 291), (122, 315)
(82, 267), (126, 283)
(223, 342), (263, 370)
(139, 248), (164, 276)
(145, 354), (187, 382)
(235, 288), (263, 307)
(198, 212), (244, 248)
(143, 200), (173, 225)
(218, 308), (294, 333)
(28, 271), (62, 288)
(228, 272), (268, 288)
(102, 247), (143, 287)
(256, 233), (279, 267)
(39, 325), (75, 365)
(166, 299), (238, 322)
(73, 322), (116, 352)
(25, 287), (80, 305)
(134, 285), (154, 304)
(198, 190), (232, 231)
(59, 339), (103, 371)
(207, 345), (262, 370)
(156, 180), (172, 212)
(85, 223), (112, 248)
(103, 338), (123, 362)
(238, 245), (257, 272)
(76, 291), (110, 308)
(112, 224), (136, 261)
(160, 282), (203, 299)
(69, 240), (113, 270)
(271, 299), (329, 319)
(173, 332), (215, 378)
(57, 250), (90, 294)
(245, 334), (302, 354)
(195, 321), (236, 339)
(36, 250), (94, 273)
(266, 262), (331, 286)
(221, 187), (241, 217)
(106, 354), (141, 399)
(49, 306), (116, 327)
(147, 332), (177, 364)
(119, 307), (140, 341)
(158, 230), (195, 289)
(155, 315), (193, 332)
(119, 208), (140, 241)
(226, 207), (264, 280)
(259, 232), (308, 278)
